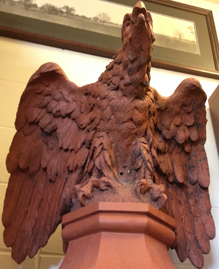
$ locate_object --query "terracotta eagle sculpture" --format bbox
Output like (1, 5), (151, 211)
(2, 1), (215, 268)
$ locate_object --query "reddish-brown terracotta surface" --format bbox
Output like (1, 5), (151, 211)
(61, 202), (176, 269)
(2, 1), (215, 268)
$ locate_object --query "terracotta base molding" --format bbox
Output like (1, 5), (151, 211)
(60, 202), (176, 269)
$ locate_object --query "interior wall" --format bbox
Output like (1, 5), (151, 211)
(0, 0), (219, 268)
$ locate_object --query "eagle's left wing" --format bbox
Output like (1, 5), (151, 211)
(152, 78), (215, 268)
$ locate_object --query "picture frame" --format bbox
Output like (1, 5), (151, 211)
(0, 0), (219, 79)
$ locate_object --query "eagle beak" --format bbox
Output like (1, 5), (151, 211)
(132, 1), (147, 20)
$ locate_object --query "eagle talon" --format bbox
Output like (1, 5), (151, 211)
(74, 181), (94, 206)
(135, 179), (151, 197)
(75, 176), (117, 206)
(149, 183), (166, 201)
(149, 184), (167, 208)
(98, 177), (118, 190)
(135, 180), (167, 208)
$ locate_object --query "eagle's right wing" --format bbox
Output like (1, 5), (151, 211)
(2, 62), (97, 263)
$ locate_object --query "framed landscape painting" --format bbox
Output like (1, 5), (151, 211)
(0, 0), (219, 79)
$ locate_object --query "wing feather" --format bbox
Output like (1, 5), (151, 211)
(2, 171), (26, 228)
(187, 184), (210, 254)
(153, 78), (215, 268)
(167, 183), (187, 262)
(6, 132), (24, 173)
(11, 169), (46, 262)
(4, 171), (36, 248)
(2, 62), (98, 264)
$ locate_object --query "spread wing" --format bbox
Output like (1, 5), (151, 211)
(152, 78), (215, 268)
(2, 62), (98, 263)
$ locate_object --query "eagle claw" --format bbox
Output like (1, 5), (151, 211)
(150, 184), (167, 208)
(135, 179), (151, 196)
(135, 179), (167, 209)
(150, 184), (166, 201)
(75, 176), (117, 206)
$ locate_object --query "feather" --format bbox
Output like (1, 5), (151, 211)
(154, 132), (166, 152)
(26, 107), (45, 124)
(151, 146), (158, 166)
(43, 119), (57, 134)
(140, 139), (153, 173)
(28, 172), (65, 258)
(195, 186), (215, 239)
(132, 154), (143, 170)
(173, 114), (182, 126)
(76, 147), (89, 169)
(4, 171), (36, 247)
(2, 171), (26, 228)
(69, 146), (88, 172)
(132, 108), (145, 126)
(56, 118), (73, 148)
(94, 155), (102, 172)
(11, 169), (46, 262)
(201, 214), (215, 240)
(182, 111), (195, 126)
(60, 101), (77, 117)
(71, 106), (81, 120)
(84, 130), (95, 148)
(184, 140), (191, 153)
(51, 86), (63, 101)
(103, 149), (114, 171)
(29, 144), (42, 176)
(197, 158), (210, 188)
(187, 144), (209, 187)
(17, 135), (35, 170)
(95, 151), (114, 179)
(170, 122), (177, 137)
(46, 152), (58, 181)
(37, 95), (51, 108)
(187, 184), (210, 254)
(159, 153), (173, 177)
(46, 99), (58, 113)
(53, 99), (66, 111)
(60, 81), (78, 102)
(41, 146), (51, 169)
(168, 184), (187, 262)
(22, 123), (37, 136)
(103, 106), (112, 122)
(67, 151), (76, 172)
(56, 150), (69, 178)
(162, 128), (172, 139)
(70, 130), (86, 153)
(181, 104), (192, 114)
(179, 184), (204, 268)
(77, 112), (93, 129)
(189, 126), (199, 141)
(39, 113), (54, 130)
(62, 122), (79, 151)
(175, 125), (186, 144)
(171, 145), (186, 184)
(6, 131), (24, 173)
(92, 143), (103, 160)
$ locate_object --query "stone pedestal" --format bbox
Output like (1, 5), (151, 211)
(60, 202), (176, 269)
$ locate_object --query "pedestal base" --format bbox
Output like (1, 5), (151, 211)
(61, 202), (176, 269)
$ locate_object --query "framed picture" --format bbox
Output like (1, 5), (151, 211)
(0, 0), (219, 79)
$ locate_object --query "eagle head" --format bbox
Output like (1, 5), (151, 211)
(121, 1), (155, 52)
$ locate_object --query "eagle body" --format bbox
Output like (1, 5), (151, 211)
(2, 2), (215, 268)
